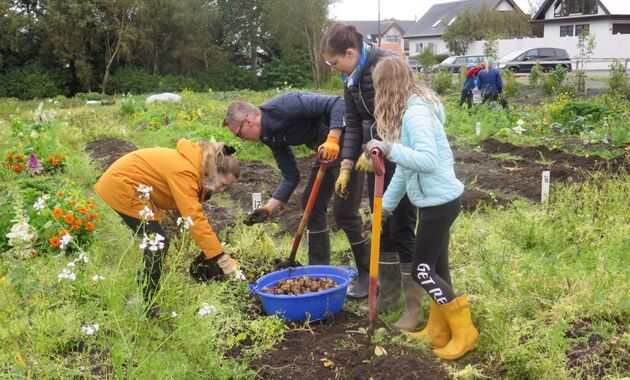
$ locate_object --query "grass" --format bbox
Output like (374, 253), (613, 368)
(1, 89), (629, 378)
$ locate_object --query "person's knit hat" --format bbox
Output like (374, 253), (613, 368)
(489, 58), (497, 66)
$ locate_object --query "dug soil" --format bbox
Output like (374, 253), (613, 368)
(248, 311), (449, 380)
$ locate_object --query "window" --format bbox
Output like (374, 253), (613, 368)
(560, 25), (574, 37)
(385, 35), (400, 43)
(554, 0), (597, 18)
(539, 48), (555, 58)
(524, 49), (539, 60)
(431, 19), (442, 28)
(612, 23), (630, 34)
(448, 17), (457, 25)
(575, 24), (589, 35)
(415, 42), (423, 53)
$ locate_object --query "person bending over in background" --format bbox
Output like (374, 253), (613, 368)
(94, 139), (243, 317)
(320, 23), (420, 331)
(223, 92), (369, 298)
(366, 56), (479, 360)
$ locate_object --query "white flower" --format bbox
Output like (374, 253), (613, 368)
(81, 323), (100, 336)
(176, 216), (194, 231)
(139, 233), (165, 252)
(511, 125), (526, 135)
(136, 184), (154, 200)
(66, 261), (76, 268)
(171, 311), (178, 318)
(77, 252), (88, 263)
(92, 274), (106, 281)
(57, 267), (76, 281)
(138, 206), (155, 220)
(233, 269), (247, 281)
(60, 234), (72, 250)
(33, 197), (47, 211)
(197, 302), (216, 317)
(6, 220), (36, 246)
(516, 118), (525, 127)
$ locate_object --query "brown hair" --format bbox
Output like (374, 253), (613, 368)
(198, 142), (240, 192)
(223, 101), (260, 127)
(373, 56), (439, 142)
(320, 23), (364, 56)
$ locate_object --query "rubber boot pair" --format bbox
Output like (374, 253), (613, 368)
(307, 229), (330, 265)
(346, 238), (370, 299)
(408, 295), (479, 360)
(359, 251), (401, 313)
(391, 263), (424, 331)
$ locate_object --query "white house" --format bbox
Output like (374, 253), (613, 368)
(341, 20), (416, 53)
(403, 0), (524, 56)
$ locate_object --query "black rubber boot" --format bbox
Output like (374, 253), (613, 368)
(360, 251), (401, 314)
(391, 262), (425, 332)
(347, 238), (370, 299)
(307, 229), (331, 265)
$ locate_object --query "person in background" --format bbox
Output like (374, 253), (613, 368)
(366, 56), (479, 360)
(477, 59), (507, 109)
(223, 92), (370, 298)
(320, 23), (421, 332)
(459, 62), (482, 108)
(94, 140), (243, 317)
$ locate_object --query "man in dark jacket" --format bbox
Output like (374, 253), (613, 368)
(223, 92), (369, 298)
(477, 59), (507, 108)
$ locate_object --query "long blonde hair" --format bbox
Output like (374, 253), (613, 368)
(198, 142), (240, 192)
(373, 56), (439, 142)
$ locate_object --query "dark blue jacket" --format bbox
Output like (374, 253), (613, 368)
(477, 68), (503, 94)
(259, 92), (344, 202)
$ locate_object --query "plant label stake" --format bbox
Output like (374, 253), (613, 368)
(541, 171), (550, 203)
(475, 122), (481, 136)
(252, 192), (262, 211)
(368, 148), (386, 334)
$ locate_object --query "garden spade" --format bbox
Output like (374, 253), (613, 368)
(368, 148), (386, 332)
(277, 152), (333, 269)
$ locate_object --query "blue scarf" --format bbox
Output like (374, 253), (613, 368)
(342, 42), (371, 88)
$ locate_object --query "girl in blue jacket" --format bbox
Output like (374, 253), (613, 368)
(366, 56), (478, 361)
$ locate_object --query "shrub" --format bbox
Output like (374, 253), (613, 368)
(0, 64), (70, 99)
(431, 70), (452, 95)
(75, 92), (108, 101)
(501, 69), (519, 100)
(529, 62), (543, 88)
(261, 55), (311, 89)
(158, 75), (198, 93)
(108, 66), (158, 95)
(542, 65), (567, 95)
(608, 60), (629, 99)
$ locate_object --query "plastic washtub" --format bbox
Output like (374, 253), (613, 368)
(248, 265), (357, 322)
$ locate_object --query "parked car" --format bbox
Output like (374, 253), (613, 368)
(435, 55), (487, 73)
(498, 48), (572, 73)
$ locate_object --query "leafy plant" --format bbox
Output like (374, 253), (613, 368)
(529, 61), (543, 88)
(607, 60), (629, 99)
(542, 65), (568, 95)
(431, 70), (452, 95)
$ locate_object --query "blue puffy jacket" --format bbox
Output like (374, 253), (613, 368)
(477, 68), (503, 94)
(382, 95), (464, 211)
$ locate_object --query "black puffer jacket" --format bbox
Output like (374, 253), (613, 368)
(341, 46), (394, 161)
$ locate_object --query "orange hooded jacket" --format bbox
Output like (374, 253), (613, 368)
(94, 139), (223, 259)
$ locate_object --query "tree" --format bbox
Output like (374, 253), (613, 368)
(263, 0), (333, 87)
(442, 10), (480, 55)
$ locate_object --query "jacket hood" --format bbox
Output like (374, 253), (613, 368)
(407, 95), (446, 125)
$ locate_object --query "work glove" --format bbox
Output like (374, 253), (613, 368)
(355, 153), (373, 172)
(189, 252), (246, 282)
(244, 206), (272, 226)
(334, 159), (354, 199)
(365, 139), (393, 159)
(363, 208), (393, 233)
(317, 133), (340, 160)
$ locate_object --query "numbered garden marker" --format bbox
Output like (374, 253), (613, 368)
(252, 192), (262, 211)
(541, 171), (550, 203)
(475, 122), (481, 136)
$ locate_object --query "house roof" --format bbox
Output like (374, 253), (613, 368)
(404, 0), (523, 38)
(531, 0), (630, 22)
(340, 20), (417, 38)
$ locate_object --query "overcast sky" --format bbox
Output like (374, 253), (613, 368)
(329, 0), (535, 21)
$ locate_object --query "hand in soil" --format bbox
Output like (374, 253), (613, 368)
(262, 276), (337, 295)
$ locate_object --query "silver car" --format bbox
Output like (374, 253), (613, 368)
(435, 55), (488, 73)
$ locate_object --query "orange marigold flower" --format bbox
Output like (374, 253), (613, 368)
(74, 219), (83, 226)
(7, 152), (13, 158)
(85, 222), (95, 231)
(69, 200), (77, 206)
(60, 154), (66, 160)
(59, 229), (69, 236)
(51, 159), (58, 166)
(76, 206), (87, 214)
(71, 225), (80, 231)
(13, 166), (21, 172)
(64, 214), (75, 224)
(48, 157), (54, 162)
(53, 208), (63, 217)
(15, 154), (24, 160)
(88, 203), (97, 209)
(57, 191), (65, 197)
(91, 213), (100, 220)
(49, 236), (61, 247)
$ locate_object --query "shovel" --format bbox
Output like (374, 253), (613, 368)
(368, 148), (386, 331)
(276, 152), (333, 269)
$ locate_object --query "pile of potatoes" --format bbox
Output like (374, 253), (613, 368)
(262, 276), (337, 295)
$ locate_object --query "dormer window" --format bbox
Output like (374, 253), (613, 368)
(448, 17), (457, 25)
(432, 18), (442, 28)
(554, 0), (597, 18)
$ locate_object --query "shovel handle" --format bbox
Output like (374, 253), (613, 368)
(368, 149), (385, 328)
(371, 148), (385, 177)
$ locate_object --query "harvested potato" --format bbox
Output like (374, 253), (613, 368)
(262, 276), (337, 295)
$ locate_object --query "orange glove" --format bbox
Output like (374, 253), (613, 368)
(318, 134), (340, 160)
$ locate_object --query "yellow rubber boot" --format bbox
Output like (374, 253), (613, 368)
(432, 295), (479, 360)
(405, 299), (450, 348)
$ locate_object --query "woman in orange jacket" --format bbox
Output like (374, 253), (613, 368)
(94, 139), (241, 316)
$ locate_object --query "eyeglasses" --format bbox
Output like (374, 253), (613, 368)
(236, 115), (248, 138)
(325, 57), (339, 69)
